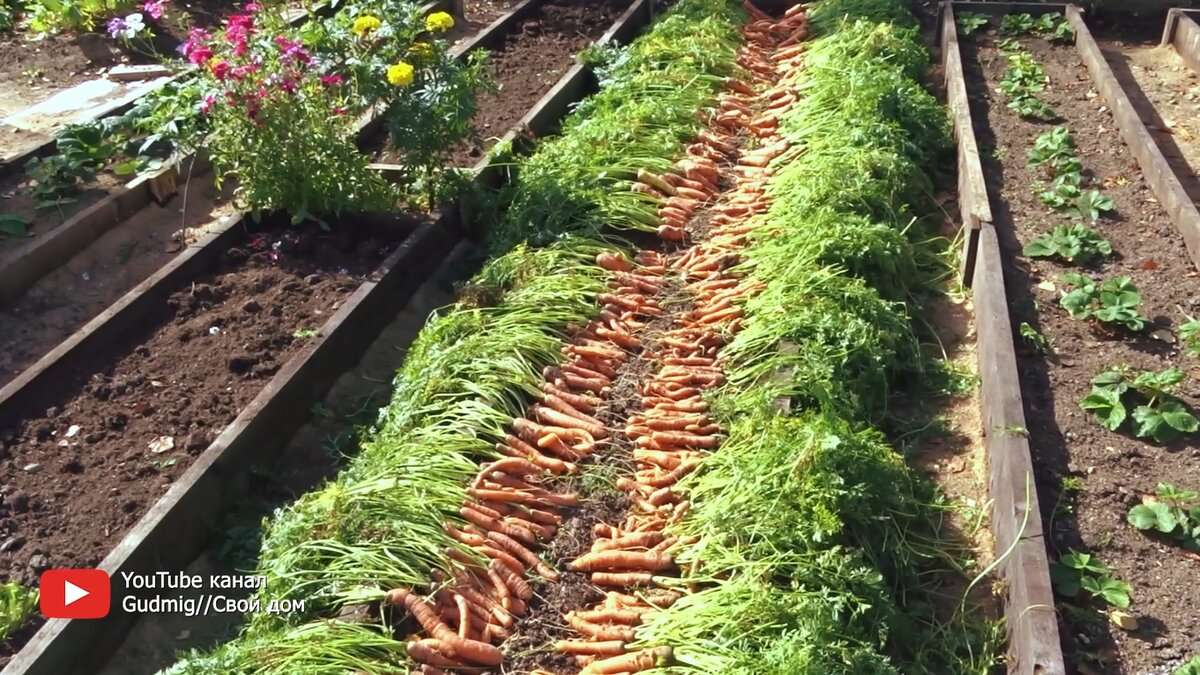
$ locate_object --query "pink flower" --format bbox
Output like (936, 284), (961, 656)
(320, 74), (343, 87)
(199, 94), (215, 114)
(332, 106), (347, 116)
(279, 77), (297, 93)
(187, 45), (213, 66)
(209, 59), (231, 81)
(142, 0), (167, 20)
(231, 63), (258, 80)
(273, 36), (309, 65)
(243, 1), (261, 11)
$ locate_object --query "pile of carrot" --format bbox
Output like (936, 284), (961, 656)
(386, 251), (670, 674)
(550, 3), (808, 673)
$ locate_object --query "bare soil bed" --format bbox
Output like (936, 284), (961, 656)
(1089, 18), (1200, 210)
(0, 223), (398, 589)
(376, 0), (631, 168)
(963, 28), (1200, 675)
(0, 180), (237, 387)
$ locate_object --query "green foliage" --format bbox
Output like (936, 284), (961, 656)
(23, 0), (128, 34)
(0, 214), (30, 237)
(1079, 367), (1199, 443)
(1050, 550), (1131, 608)
(1058, 273), (1147, 331)
(0, 582), (37, 643)
(1023, 223), (1112, 264)
(999, 13), (1035, 35)
(1127, 483), (1200, 552)
(1180, 314), (1200, 357)
(1019, 321), (1050, 353)
(1000, 12), (1073, 42)
(956, 11), (987, 35)
(0, 0), (22, 30)
(999, 50), (1054, 120)
(493, 0), (745, 250)
(1176, 655), (1200, 675)
(1028, 126), (1073, 166)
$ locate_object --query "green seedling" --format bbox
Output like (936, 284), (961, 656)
(1128, 483), (1200, 552)
(1019, 321), (1051, 353)
(0, 214), (29, 237)
(1000, 13), (1036, 35)
(1180, 314), (1200, 357)
(1028, 127), (1074, 167)
(957, 12), (988, 35)
(1080, 367), (1200, 443)
(291, 327), (320, 339)
(1023, 224), (1112, 264)
(0, 582), (37, 642)
(1050, 550), (1131, 608)
(1059, 273), (1147, 331)
(1034, 13), (1074, 43)
(1070, 189), (1115, 220)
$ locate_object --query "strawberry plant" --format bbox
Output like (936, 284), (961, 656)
(1079, 367), (1200, 443)
(1127, 483), (1200, 551)
(1028, 126), (1073, 167)
(1050, 550), (1131, 608)
(1024, 224), (1112, 264)
(999, 13), (1035, 35)
(956, 11), (987, 35)
(999, 50), (1054, 120)
(1033, 13), (1074, 43)
(1177, 656), (1200, 675)
(1070, 189), (1115, 220)
(1059, 273), (1147, 331)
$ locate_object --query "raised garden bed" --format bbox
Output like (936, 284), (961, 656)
(372, 0), (634, 168)
(952, 4), (1200, 672)
(0, 210), (460, 673)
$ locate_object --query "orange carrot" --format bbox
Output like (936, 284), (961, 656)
(487, 530), (559, 581)
(596, 252), (632, 272)
(479, 544), (526, 577)
(651, 431), (719, 449)
(534, 403), (607, 438)
(474, 457), (545, 485)
(580, 646), (672, 674)
(657, 225), (686, 242)
(497, 439), (576, 475)
(575, 608), (649, 625)
(490, 558), (533, 601)
(406, 639), (471, 669)
(572, 550), (674, 572)
(593, 531), (665, 553)
(562, 361), (612, 384)
(388, 590), (503, 666)
(591, 571), (657, 587)
(567, 613), (637, 642)
(460, 505), (538, 545)
(555, 640), (626, 657)
(453, 594), (472, 640)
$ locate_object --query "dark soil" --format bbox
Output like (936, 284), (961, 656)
(442, 0), (524, 46)
(376, 0), (631, 168)
(0, 227), (395, 593)
(963, 29), (1200, 675)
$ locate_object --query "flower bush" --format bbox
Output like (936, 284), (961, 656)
(191, 1), (491, 216)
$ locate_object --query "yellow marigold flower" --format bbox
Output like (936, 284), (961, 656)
(409, 42), (434, 59)
(352, 15), (382, 38)
(425, 11), (454, 33)
(386, 62), (415, 87)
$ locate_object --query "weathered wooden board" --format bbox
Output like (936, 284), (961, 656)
(1162, 8), (1200, 77)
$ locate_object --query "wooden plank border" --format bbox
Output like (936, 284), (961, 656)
(1067, 4), (1200, 272)
(938, 5), (1067, 674)
(1161, 9), (1200, 79)
(0, 212), (460, 675)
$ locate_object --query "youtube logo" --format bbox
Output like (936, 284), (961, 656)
(39, 569), (110, 619)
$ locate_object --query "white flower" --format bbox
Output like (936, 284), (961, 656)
(119, 13), (145, 39)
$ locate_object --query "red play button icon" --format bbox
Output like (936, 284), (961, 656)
(39, 569), (110, 619)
